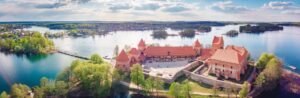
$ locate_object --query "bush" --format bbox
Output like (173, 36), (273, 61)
(225, 30), (239, 37)
(179, 29), (195, 38)
(152, 30), (168, 39)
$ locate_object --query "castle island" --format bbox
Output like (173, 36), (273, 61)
(116, 36), (255, 88)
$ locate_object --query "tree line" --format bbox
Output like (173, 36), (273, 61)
(0, 32), (54, 54)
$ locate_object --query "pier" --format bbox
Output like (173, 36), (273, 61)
(57, 50), (90, 60)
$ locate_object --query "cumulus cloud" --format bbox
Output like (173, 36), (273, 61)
(35, 3), (67, 9)
(108, 3), (132, 12)
(209, 1), (250, 13)
(134, 3), (161, 11)
(161, 3), (191, 12)
(262, 1), (300, 15)
(0, 0), (300, 22)
(262, 1), (294, 10)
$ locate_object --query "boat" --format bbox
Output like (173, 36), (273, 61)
(288, 65), (297, 70)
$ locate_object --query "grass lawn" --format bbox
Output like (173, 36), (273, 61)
(189, 80), (228, 95)
(175, 75), (234, 95)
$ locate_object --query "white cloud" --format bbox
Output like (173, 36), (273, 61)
(161, 2), (191, 12)
(282, 9), (300, 15)
(262, 1), (300, 15)
(134, 3), (161, 11)
(0, 0), (300, 22)
(108, 2), (132, 12)
(262, 1), (294, 10)
(208, 1), (250, 13)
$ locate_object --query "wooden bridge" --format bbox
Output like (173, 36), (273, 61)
(57, 50), (90, 60)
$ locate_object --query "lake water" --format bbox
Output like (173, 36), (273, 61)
(1, 25), (300, 93)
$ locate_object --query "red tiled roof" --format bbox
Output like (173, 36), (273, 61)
(116, 50), (129, 62)
(209, 49), (244, 65)
(197, 48), (214, 60)
(194, 40), (201, 47)
(213, 36), (224, 44)
(144, 46), (196, 57)
(129, 48), (139, 55)
(226, 45), (248, 58)
(138, 39), (146, 47)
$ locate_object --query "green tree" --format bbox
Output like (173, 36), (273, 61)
(55, 81), (68, 97)
(130, 64), (145, 93)
(10, 84), (31, 98)
(113, 45), (119, 58)
(32, 86), (44, 98)
(89, 54), (103, 64)
(168, 82), (181, 98)
(181, 80), (192, 98)
(239, 82), (249, 98)
(70, 59), (81, 71)
(151, 30), (168, 39)
(256, 53), (275, 71)
(0, 32), (54, 54)
(0, 91), (9, 98)
(255, 72), (266, 88)
(144, 77), (156, 95)
(40, 77), (49, 87)
(56, 67), (72, 82)
(43, 81), (56, 97)
(153, 76), (164, 97)
(111, 68), (125, 96)
(262, 58), (282, 91)
(73, 62), (112, 97)
(179, 29), (195, 38)
(255, 54), (282, 91)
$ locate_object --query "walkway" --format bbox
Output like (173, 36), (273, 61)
(56, 50), (89, 60)
(119, 81), (239, 97)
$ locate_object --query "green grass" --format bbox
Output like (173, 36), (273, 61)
(174, 75), (231, 94)
(189, 80), (228, 94)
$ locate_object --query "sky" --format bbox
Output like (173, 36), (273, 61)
(0, 0), (300, 22)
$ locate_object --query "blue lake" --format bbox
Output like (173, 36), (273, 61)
(1, 25), (300, 92)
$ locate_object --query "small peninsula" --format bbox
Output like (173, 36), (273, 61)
(0, 31), (55, 54)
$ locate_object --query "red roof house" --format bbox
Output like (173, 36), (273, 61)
(207, 45), (249, 81)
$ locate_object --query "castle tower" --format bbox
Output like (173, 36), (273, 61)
(138, 39), (146, 51)
(212, 36), (224, 50)
(193, 39), (202, 55)
(116, 50), (130, 72)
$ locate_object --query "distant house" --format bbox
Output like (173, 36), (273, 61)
(207, 45), (249, 81)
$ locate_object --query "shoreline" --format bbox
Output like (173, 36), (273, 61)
(281, 69), (300, 94)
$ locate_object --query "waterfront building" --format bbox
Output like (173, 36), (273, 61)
(116, 36), (249, 81)
(207, 45), (249, 80)
(116, 39), (201, 72)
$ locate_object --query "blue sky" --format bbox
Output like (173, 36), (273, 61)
(0, 0), (300, 22)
